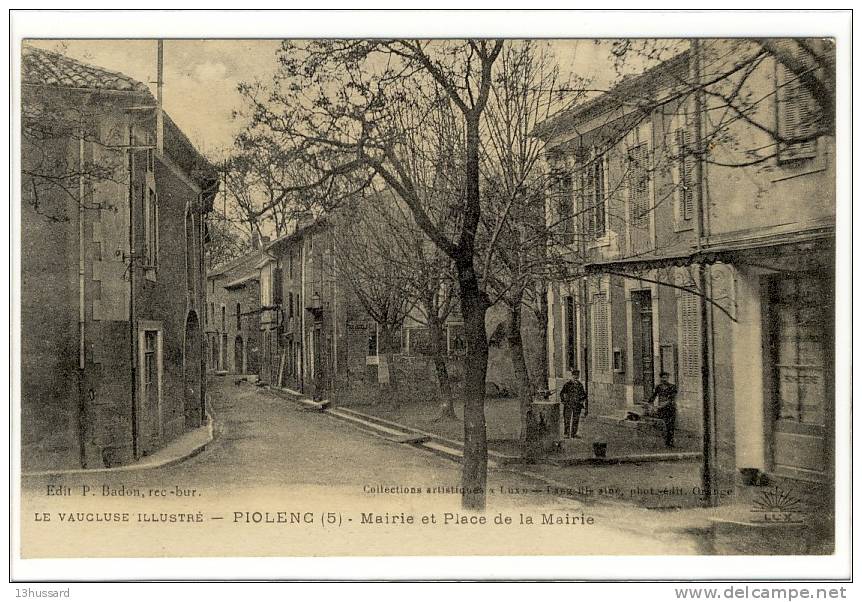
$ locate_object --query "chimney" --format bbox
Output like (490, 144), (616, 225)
(261, 235), (270, 245)
(251, 231), (260, 250)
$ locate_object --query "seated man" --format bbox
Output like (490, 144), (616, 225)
(647, 371), (678, 448)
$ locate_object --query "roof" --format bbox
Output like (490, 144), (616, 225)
(534, 49), (689, 140)
(224, 273), (259, 290)
(208, 248), (268, 279)
(266, 216), (330, 255)
(22, 45), (151, 94)
(22, 45), (218, 196)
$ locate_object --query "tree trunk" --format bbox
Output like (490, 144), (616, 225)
(458, 113), (489, 511)
(378, 323), (399, 403)
(429, 316), (455, 419)
(458, 268), (489, 511)
(537, 283), (549, 392)
(507, 302), (532, 445)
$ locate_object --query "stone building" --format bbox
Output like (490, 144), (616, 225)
(536, 40), (835, 489)
(20, 46), (218, 470)
(204, 242), (266, 375)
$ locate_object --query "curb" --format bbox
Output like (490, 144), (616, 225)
(22, 407), (216, 478)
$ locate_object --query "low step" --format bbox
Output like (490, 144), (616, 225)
(391, 434), (432, 445)
(328, 408), (414, 439)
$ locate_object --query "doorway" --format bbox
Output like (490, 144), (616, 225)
(631, 290), (655, 400)
(184, 312), (203, 429)
(766, 273), (831, 479)
(234, 335), (245, 374)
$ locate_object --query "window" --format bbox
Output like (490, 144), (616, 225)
(581, 156), (607, 239)
(772, 275), (827, 426)
(674, 128), (695, 222)
(613, 348), (625, 373)
(144, 188), (159, 269)
(551, 170), (574, 245)
(777, 63), (819, 162)
(592, 293), (609, 373)
(564, 295), (577, 371)
(236, 303), (241, 330)
(448, 323), (467, 355)
(627, 143), (650, 229)
(273, 267), (283, 304)
(209, 302), (214, 325)
(367, 330), (378, 357)
(288, 292), (294, 318)
(221, 306), (225, 332)
(405, 327), (431, 356)
(143, 330), (158, 404)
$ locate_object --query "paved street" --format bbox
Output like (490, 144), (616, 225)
(20, 377), (710, 558)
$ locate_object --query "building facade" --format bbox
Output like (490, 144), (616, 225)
(205, 245), (265, 376)
(538, 40), (835, 488)
(21, 46), (217, 470)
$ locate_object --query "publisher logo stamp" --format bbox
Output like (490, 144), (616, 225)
(750, 487), (807, 525)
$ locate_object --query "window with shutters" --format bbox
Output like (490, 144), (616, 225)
(679, 290), (700, 378)
(551, 169), (574, 244)
(580, 155), (607, 240)
(143, 187), (159, 271)
(592, 293), (609, 373)
(675, 128), (695, 222)
(777, 63), (818, 162)
(565, 295), (577, 371)
(627, 143), (650, 229)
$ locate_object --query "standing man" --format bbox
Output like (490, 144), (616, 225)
(648, 371), (678, 448)
(559, 370), (587, 438)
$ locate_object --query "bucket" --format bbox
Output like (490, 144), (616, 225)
(592, 442), (608, 458)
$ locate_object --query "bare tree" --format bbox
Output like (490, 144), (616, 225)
(477, 41), (572, 443)
(331, 194), (415, 395)
(236, 39), (505, 510)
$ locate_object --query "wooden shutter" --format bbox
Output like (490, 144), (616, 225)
(592, 292), (609, 373)
(778, 64), (818, 161)
(594, 158), (606, 237)
(680, 290), (700, 378)
(675, 128), (694, 221)
(628, 144), (650, 228)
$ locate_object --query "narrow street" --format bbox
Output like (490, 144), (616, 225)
(20, 377), (704, 558)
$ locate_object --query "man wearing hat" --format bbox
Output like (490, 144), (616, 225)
(559, 370), (587, 438)
(648, 371), (678, 448)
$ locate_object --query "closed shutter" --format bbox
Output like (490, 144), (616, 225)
(778, 63), (818, 161)
(675, 128), (694, 221)
(628, 144), (650, 228)
(592, 292), (609, 373)
(594, 158), (606, 238)
(680, 290), (700, 379)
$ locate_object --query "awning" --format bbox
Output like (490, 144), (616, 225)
(584, 228), (834, 276)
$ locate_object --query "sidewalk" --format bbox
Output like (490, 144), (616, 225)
(347, 395), (700, 460)
(22, 415), (214, 478)
(274, 387), (833, 554)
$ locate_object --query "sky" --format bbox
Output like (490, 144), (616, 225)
(25, 39), (646, 156)
(27, 39), (283, 155)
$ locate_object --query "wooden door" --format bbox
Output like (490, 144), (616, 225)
(631, 290), (655, 400)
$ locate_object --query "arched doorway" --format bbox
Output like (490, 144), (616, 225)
(234, 335), (245, 374)
(184, 311), (203, 429)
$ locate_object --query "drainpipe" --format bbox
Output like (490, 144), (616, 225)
(77, 125), (86, 468)
(127, 122), (138, 460)
(692, 39), (718, 508)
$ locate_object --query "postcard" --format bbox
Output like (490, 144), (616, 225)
(9, 9), (852, 583)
